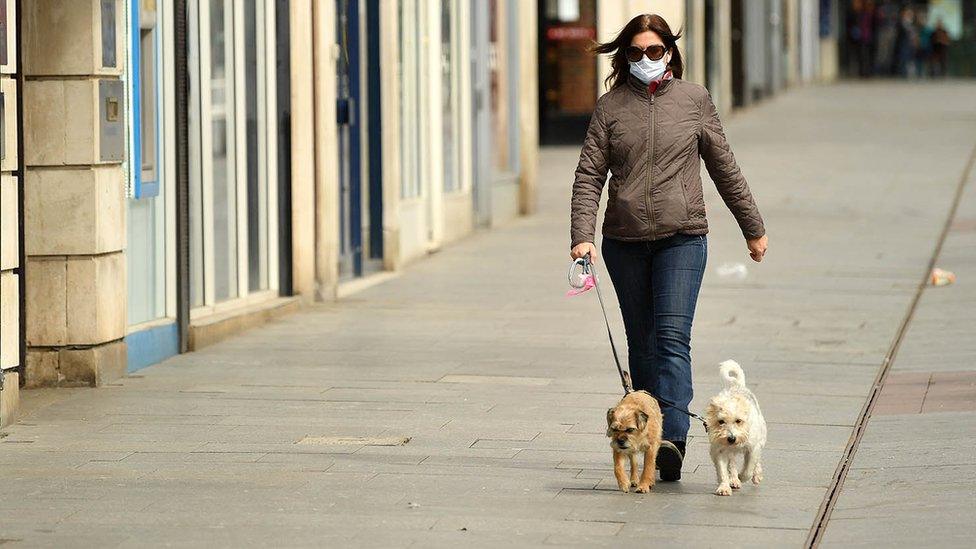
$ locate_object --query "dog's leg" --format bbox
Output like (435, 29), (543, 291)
(629, 454), (639, 487)
(742, 447), (763, 485)
(613, 451), (630, 493)
(728, 458), (742, 490)
(635, 442), (658, 493)
(712, 450), (732, 496)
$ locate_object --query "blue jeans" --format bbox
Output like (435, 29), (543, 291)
(601, 234), (707, 442)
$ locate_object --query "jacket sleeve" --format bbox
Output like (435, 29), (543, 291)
(570, 100), (611, 248)
(699, 91), (766, 240)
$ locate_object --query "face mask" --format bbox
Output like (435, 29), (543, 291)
(629, 53), (669, 84)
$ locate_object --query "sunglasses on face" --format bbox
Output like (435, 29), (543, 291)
(625, 44), (667, 62)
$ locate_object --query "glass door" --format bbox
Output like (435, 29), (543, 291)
(337, 0), (363, 278)
(127, 0), (168, 326)
(189, 0), (278, 316)
(441, 0), (462, 194)
(538, 0), (597, 145)
(470, 0), (491, 225)
(209, 0), (239, 303)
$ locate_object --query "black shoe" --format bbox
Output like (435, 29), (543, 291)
(657, 440), (683, 482)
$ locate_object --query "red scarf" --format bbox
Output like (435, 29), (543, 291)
(648, 70), (674, 95)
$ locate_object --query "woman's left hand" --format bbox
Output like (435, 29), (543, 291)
(747, 235), (768, 262)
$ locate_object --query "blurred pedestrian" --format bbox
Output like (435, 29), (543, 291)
(915, 11), (932, 78)
(570, 14), (767, 482)
(874, 1), (898, 76)
(893, 7), (919, 77)
(847, 0), (876, 77)
(858, 0), (877, 76)
(846, 0), (863, 76)
(930, 20), (951, 77)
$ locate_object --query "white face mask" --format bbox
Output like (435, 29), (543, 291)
(629, 52), (669, 84)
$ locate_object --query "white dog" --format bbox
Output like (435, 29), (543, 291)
(704, 360), (767, 496)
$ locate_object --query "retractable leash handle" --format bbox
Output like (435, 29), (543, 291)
(576, 253), (709, 433)
(567, 256), (590, 288)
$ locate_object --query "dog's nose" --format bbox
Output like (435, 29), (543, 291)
(726, 435), (737, 444)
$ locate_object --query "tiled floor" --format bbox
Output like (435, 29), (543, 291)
(822, 125), (976, 547)
(874, 371), (976, 415)
(3, 82), (976, 548)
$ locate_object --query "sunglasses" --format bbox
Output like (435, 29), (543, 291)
(625, 44), (667, 62)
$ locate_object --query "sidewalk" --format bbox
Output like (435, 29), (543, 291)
(819, 135), (976, 547)
(3, 82), (976, 548)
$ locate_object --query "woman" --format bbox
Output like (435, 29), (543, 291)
(570, 14), (767, 481)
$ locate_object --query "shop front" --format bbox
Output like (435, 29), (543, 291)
(126, 0), (179, 371)
(125, 0), (288, 368)
(538, 0), (598, 145)
(187, 0), (281, 316)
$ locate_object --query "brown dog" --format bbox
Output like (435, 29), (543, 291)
(606, 390), (664, 493)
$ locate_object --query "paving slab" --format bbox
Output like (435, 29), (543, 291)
(3, 82), (976, 547)
(820, 159), (976, 548)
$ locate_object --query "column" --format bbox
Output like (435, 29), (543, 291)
(0, 0), (20, 426)
(22, 0), (127, 387)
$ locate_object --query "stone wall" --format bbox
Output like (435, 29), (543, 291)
(21, 0), (127, 388)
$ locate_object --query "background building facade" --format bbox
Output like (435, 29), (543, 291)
(0, 0), (18, 426)
(1, 0), (840, 426)
(0, 0), (539, 426)
(539, 0), (840, 143)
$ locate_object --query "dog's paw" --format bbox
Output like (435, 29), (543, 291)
(630, 477), (639, 488)
(752, 472), (763, 485)
(730, 477), (742, 489)
(715, 484), (733, 496)
(617, 482), (631, 493)
(635, 482), (653, 493)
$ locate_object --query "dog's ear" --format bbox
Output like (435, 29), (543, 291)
(636, 411), (648, 430)
(704, 400), (721, 425)
(606, 408), (616, 437)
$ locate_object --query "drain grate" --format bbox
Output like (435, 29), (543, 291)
(296, 435), (410, 446)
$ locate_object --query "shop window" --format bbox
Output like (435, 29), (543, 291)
(140, 10), (158, 191)
(126, 0), (168, 326)
(189, 0), (278, 313)
(539, 0), (597, 144)
(398, 0), (422, 199)
(441, 0), (462, 193)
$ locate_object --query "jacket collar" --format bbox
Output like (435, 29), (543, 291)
(626, 71), (676, 99)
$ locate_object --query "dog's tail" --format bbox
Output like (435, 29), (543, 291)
(720, 359), (746, 389)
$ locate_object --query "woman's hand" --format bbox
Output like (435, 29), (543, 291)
(571, 242), (598, 264)
(747, 235), (768, 262)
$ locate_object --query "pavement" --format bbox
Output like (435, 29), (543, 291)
(818, 107), (976, 546)
(2, 81), (976, 548)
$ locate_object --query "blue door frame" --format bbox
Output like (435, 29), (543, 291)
(125, 0), (179, 372)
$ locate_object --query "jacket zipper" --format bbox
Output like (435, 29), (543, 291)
(646, 93), (656, 238)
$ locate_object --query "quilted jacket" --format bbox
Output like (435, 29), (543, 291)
(570, 74), (765, 248)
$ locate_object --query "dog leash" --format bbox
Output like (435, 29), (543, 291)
(571, 255), (632, 393)
(577, 253), (709, 432)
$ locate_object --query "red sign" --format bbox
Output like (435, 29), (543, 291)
(546, 26), (596, 41)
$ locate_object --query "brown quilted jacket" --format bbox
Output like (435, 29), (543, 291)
(570, 75), (765, 247)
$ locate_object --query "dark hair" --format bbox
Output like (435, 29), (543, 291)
(592, 14), (684, 90)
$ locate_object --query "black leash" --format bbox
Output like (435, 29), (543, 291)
(582, 253), (709, 432)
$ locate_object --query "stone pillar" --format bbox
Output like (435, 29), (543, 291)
(516, 0), (538, 216)
(785, 0), (800, 87)
(21, 0), (127, 387)
(0, 0), (21, 426)
(312, 0), (340, 299)
(289, 0), (317, 300)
